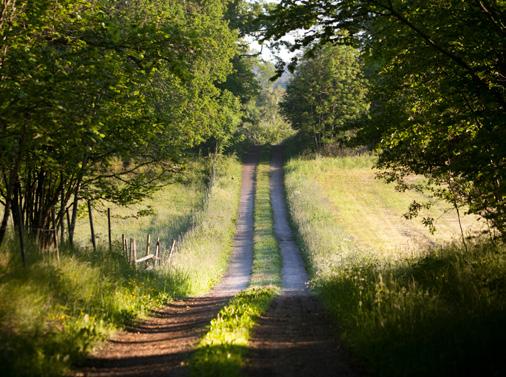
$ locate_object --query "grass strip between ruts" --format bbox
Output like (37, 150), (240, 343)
(190, 287), (277, 377)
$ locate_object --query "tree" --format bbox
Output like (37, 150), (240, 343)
(281, 44), (369, 148)
(263, 0), (506, 237)
(0, 0), (239, 247)
(237, 60), (294, 145)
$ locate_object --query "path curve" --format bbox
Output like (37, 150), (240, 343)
(245, 145), (359, 377)
(75, 150), (258, 377)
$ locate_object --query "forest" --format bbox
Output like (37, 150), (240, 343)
(0, 1), (504, 377)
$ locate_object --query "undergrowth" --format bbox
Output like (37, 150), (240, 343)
(0, 246), (187, 377)
(318, 242), (506, 377)
(284, 154), (506, 377)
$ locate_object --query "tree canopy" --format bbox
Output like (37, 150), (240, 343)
(263, 0), (506, 237)
(0, 0), (242, 246)
(281, 44), (368, 148)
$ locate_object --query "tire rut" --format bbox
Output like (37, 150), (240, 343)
(74, 150), (259, 377)
(244, 145), (359, 377)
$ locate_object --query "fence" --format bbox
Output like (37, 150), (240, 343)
(86, 204), (178, 269)
(121, 234), (177, 269)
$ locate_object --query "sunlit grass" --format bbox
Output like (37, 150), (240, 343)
(251, 150), (282, 287)
(190, 287), (277, 377)
(285, 155), (483, 265)
(74, 160), (207, 250)
(284, 153), (506, 377)
(168, 156), (243, 295)
(0, 245), (187, 377)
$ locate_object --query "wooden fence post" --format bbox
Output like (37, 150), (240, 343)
(87, 201), (96, 252)
(133, 239), (137, 268)
(167, 239), (176, 265)
(129, 238), (133, 263)
(155, 238), (160, 266)
(107, 208), (112, 252)
(122, 234), (125, 254)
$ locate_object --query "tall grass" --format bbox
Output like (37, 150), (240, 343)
(284, 154), (506, 377)
(0, 245), (187, 377)
(0, 155), (243, 377)
(167, 155), (243, 294)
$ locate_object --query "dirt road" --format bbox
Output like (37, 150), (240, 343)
(244, 146), (358, 377)
(76, 146), (358, 377)
(75, 150), (258, 377)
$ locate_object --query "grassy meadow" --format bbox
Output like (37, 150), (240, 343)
(74, 160), (208, 250)
(284, 153), (506, 377)
(0, 156), (243, 377)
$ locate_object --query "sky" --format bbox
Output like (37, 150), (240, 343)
(244, 0), (298, 63)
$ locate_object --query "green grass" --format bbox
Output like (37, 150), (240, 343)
(74, 159), (207, 249)
(251, 150), (282, 287)
(284, 154), (506, 377)
(168, 155), (243, 294)
(0, 246), (187, 377)
(190, 287), (277, 377)
(190, 148), (281, 377)
(0, 155), (243, 377)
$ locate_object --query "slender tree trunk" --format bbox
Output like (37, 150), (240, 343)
(87, 200), (96, 252)
(0, 156), (21, 245)
(0, 198), (10, 245)
(68, 178), (81, 247)
(454, 201), (468, 252)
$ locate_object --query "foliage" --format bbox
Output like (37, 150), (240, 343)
(264, 0), (506, 237)
(0, 0), (241, 247)
(238, 60), (294, 145)
(284, 153), (506, 376)
(281, 44), (369, 148)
